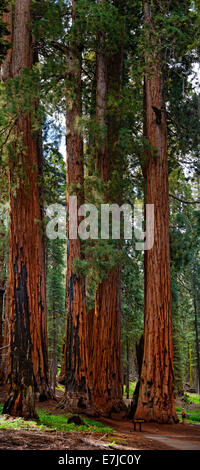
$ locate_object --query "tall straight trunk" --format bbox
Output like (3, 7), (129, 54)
(90, 0), (124, 415)
(48, 252), (58, 396)
(126, 336), (130, 399)
(193, 291), (200, 393)
(2, 0), (50, 418)
(91, 270), (123, 415)
(0, 235), (5, 358)
(0, 4), (13, 385)
(95, 3), (107, 177)
(0, 281), (9, 383)
(0, 289), (4, 351)
(62, 0), (90, 412)
(49, 310), (58, 395)
(51, 307), (58, 396)
(134, 2), (177, 423)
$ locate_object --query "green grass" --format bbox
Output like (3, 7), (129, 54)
(1, 394), (199, 432)
(176, 406), (200, 424)
(187, 393), (200, 405)
(104, 436), (127, 446)
(0, 406), (49, 431)
(0, 404), (114, 435)
(37, 409), (114, 434)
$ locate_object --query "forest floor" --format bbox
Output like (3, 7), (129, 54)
(0, 385), (200, 451)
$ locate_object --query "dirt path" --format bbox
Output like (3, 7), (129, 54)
(95, 414), (200, 450)
(0, 385), (200, 451)
(143, 434), (200, 450)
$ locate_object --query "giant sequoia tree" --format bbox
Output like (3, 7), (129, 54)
(0, 0), (198, 424)
(2, 0), (50, 418)
(62, 0), (91, 412)
(89, 0), (124, 415)
(134, 1), (178, 423)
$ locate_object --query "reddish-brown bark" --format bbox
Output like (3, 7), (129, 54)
(61, 0), (91, 412)
(89, 4), (124, 415)
(48, 254), (58, 396)
(0, 225), (5, 359)
(193, 287), (200, 394)
(0, 281), (10, 384)
(0, 259), (5, 373)
(0, 289), (3, 351)
(134, 3), (178, 424)
(0, 4), (12, 385)
(91, 269), (123, 415)
(2, 0), (50, 417)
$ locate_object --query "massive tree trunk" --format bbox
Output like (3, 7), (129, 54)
(89, 0), (124, 416)
(0, 288), (4, 353)
(193, 287), (200, 394)
(0, 281), (9, 384)
(126, 336), (130, 399)
(91, 270), (123, 415)
(134, 2), (178, 423)
(0, 225), (5, 360)
(0, 4), (12, 384)
(61, 0), (90, 412)
(0, 254), (5, 371)
(2, 0), (50, 418)
(48, 252), (58, 396)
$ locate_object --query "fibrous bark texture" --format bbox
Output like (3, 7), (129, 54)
(90, 269), (123, 415)
(90, 6), (124, 415)
(0, 289), (4, 352)
(2, 0), (50, 417)
(134, 2), (178, 424)
(62, 0), (91, 412)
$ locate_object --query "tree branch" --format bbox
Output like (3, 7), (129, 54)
(176, 275), (191, 293)
(169, 193), (200, 204)
(0, 344), (10, 351)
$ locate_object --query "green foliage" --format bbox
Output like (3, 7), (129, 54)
(121, 245), (144, 381)
(123, 381), (137, 398)
(46, 239), (66, 362)
(43, 125), (66, 371)
(169, 170), (200, 393)
(37, 409), (114, 434)
(187, 392), (200, 405)
(43, 120), (66, 204)
(73, 237), (121, 310)
(0, 415), (45, 431)
(0, 0), (199, 406)
(122, 247), (144, 341)
(70, 0), (125, 53)
(0, 405), (114, 434)
(176, 406), (200, 423)
(182, 393), (192, 405)
(138, 0), (198, 69)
